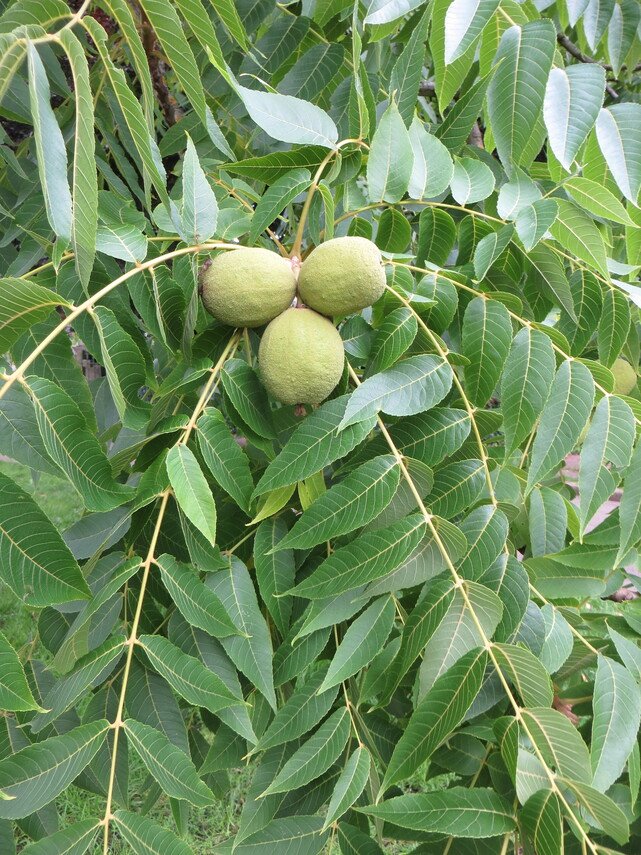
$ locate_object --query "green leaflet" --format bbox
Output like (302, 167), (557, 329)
(0, 472), (90, 607)
(289, 513), (426, 599)
(382, 648), (487, 789)
(260, 708), (350, 796)
(0, 721), (109, 818)
(0, 630), (42, 712)
(28, 376), (135, 512)
(274, 455), (400, 551)
(360, 788), (516, 836)
(123, 719), (214, 806)
(166, 445), (217, 545)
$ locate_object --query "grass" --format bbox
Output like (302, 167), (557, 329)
(2, 460), (422, 853)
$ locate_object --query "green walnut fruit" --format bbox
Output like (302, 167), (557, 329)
(259, 307), (345, 405)
(612, 357), (637, 395)
(201, 247), (296, 328)
(297, 236), (386, 317)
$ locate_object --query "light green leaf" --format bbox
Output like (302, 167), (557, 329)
(31, 636), (125, 732)
(95, 223), (147, 262)
(0, 471), (90, 607)
(562, 779), (629, 845)
(543, 65), (605, 171)
(527, 244), (575, 320)
(20, 818), (99, 855)
(0, 720), (108, 818)
(419, 582), (503, 698)
(254, 518), (294, 637)
(222, 358), (275, 440)
(58, 29), (97, 287)
(275, 456), (400, 552)
(0, 278), (67, 354)
(253, 667), (339, 752)
(408, 118), (454, 199)
(320, 597), (395, 691)
(462, 296), (512, 408)
(565, 176), (635, 226)
(138, 0), (230, 156)
(607, 0), (640, 76)
(486, 20), (556, 172)
(197, 408), (254, 515)
(339, 355), (453, 429)
(236, 84), (338, 149)
(515, 199), (558, 251)
(0, 630), (42, 712)
(493, 643), (553, 708)
(583, 0), (616, 51)
(27, 42), (72, 242)
(323, 747), (371, 830)
(416, 209), (457, 267)
(137, 635), (241, 713)
(279, 44), (345, 102)
(427, 459), (486, 518)
(529, 488), (567, 558)
(290, 513), (426, 599)
(473, 224), (514, 281)
(83, 17), (171, 210)
(249, 169), (312, 244)
(124, 719), (214, 807)
(591, 654), (641, 793)
(525, 360), (595, 494)
(521, 707), (591, 783)
(520, 790), (562, 855)
(497, 169), (542, 220)
(113, 810), (195, 855)
(367, 100), (413, 203)
(539, 604), (573, 675)
(450, 157), (495, 204)
(501, 328), (555, 457)
(208, 557), (276, 710)
(254, 396), (376, 496)
(166, 445), (217, 545)
(596, 104), (641, 204)
(360, 788), (515, 836)
(383, 647), (486, 789)
(365, 0), (426, 25)
(156, 554), (238, 638)
(92, 306), (151, 430)
(182, 136), (218, 243)
(366, 309), (418, 377)
(233, 817), (328, 855)
(456, 505), (509, 581)
(28, 376), (134, 512)
(390, 8), (429, 125)
(549, 199), (609, 280)
(579, 395), (635, 535)
(261, 708), (350, 796)
(598, 287), (631, 368)
(444, 0), (500, 64)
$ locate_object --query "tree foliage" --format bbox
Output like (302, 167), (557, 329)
(1, 0), (641, 853)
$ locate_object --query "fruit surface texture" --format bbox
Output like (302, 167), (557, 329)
(297, 236), (386, 316)
(612, 357), (637, 395)
(201, 247), (296, 327)
(259, 307), (345, 404)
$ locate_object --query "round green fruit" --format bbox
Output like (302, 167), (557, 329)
(612, 357), (637, 395)
(258, 307), (345, 405)
(201, 247), (296, 328)
(297, 236), (386, 317)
